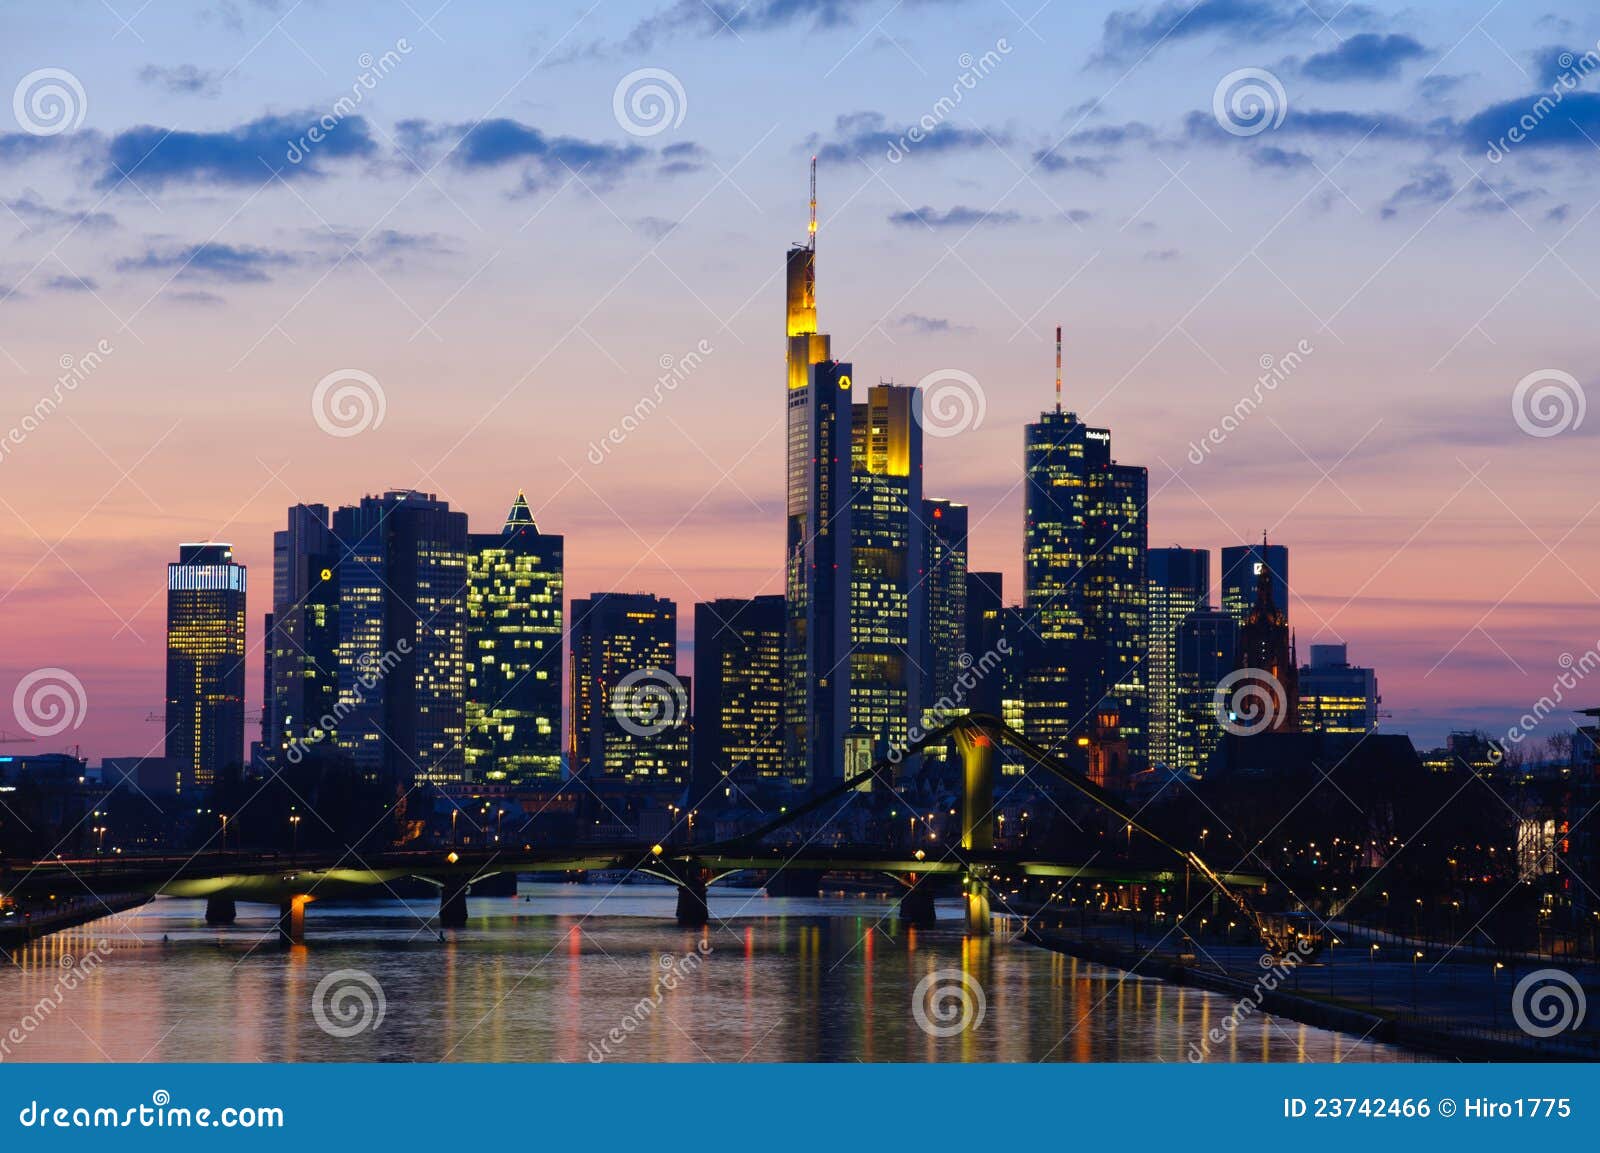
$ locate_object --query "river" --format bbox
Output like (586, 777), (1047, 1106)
(0, 883), (1419, 1062)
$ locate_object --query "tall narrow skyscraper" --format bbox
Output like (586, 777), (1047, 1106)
(332, 491), (468, 786)
(569, 592), (688, 787)
(1088, 461), (1148, 762)
(165, 543), (247, 790)
(1147, 547), (1210, 769)
(693, 595), (785, 794)
(923, 497), (968, 711)
(466, 492), (564, 785)
(848, 383), (923, 756)
(265, 504), (340, 768)
(1175, 607), (1238, 775)
(785, 161), (851, 789)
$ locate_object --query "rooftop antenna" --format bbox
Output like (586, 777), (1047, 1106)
(1054, 325), (1062, 413)
(808, 156), (817, 251)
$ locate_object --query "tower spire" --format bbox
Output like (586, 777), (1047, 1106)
(1054, 325), (1062, 413)
(808, 155), (817, 251)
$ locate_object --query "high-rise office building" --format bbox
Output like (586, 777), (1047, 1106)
(332, 491), (468, 785)
(963, 571), (1007, 718)
(1236, 540), (1299, 732)
(1147, 547), (1210, 769)
(165, 543), (247, 790)
(784, 162), (851, 789)
(1088, 461), (1148, 762)
(1221, 540), (1288, 626)
(1174, 608), (1238, 775)
(569, 592), (688, 787)
(693, 595), (785, 794)
(466, 492), (564, 785)
(847, 383), (923, 757)
(923, 498), (968, 713)
(1298, 643), (1379, 735)
(265, 504), (340, 767)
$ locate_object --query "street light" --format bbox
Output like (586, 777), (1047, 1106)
(219, 813), (229, 855)
(289, 813), (301, 861)
(1369, 943), (1379, 1007)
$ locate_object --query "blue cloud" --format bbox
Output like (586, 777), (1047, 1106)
(1300, 33), (1427, 81)
(138, 64), (224, 97)
(99, 112), (376, 189)
(41, 273), (99, 293)
(396, 118), (650, 189)
(1462, 91), (1600, 154)
(888, 205), (1027, 228)
(116, 241), (298, 282)
(812, 111), (1001, 164)
(1250, 144), (1314, 170)
(1095, 0), (1340, 63)
(1380, 166), (1453, 218)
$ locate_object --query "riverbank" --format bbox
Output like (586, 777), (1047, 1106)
(0, 893), (149, 949)
(1014, 911), (1598, 1062)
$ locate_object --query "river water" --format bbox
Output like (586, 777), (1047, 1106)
(0, 883), (1417, 1062)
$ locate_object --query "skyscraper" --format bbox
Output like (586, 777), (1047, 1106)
(165, 543), (247, 790)
(693, 595), (785, 795)
(1298, 643), (1379, 735)
(847, 383), (923, 757)
(1174, 608), (1238, 775)
(466, 492), (564, 785)
(785, 161), (851, 789)
(332, 491), (468, 786)
(265, 504), (340, 768)
(569, 592), (688, 788)
(1236, 538), (1299, 732)
(923, 498), (968, 714)
(964, 570), (1006, 717)
(1147, 547), (1210, 769)
(1088, 461), (1148, 762)
(1221, 540), (1288, 626)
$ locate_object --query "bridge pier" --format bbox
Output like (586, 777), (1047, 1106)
(674, 866), (708, 929)
(277, 895), (309, 945)
(898, 874), (937, 927)
(439, 882), (469, 929)
(965, 874), (992, 938)
(204, 895), (236, 925)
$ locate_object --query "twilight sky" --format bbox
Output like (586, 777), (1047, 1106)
(3, 0), (1600, 760)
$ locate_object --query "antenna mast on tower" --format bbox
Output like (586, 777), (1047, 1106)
(1055, 325), (1062, 413)
(808, 156), (817, 250)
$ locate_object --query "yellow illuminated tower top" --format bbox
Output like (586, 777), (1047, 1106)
(786, 157), (829, 387)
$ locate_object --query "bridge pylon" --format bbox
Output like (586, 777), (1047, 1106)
(674, 860), (709, 928)
(204, 895), (236, 925)
(439, 882), (469, 928)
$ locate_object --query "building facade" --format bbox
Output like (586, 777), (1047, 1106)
(1298, 642), (1379, 735)
(165, 543), (247, 790)
(1221, 541), (1288, 627)
(692, 595), (785, 795)
(1147, 547), (1210, 769)
(264, 504), (340, 769)
(569, 592), (688, 788)
(1174, 607), (1239, 776)
(923, 497), (968, 715)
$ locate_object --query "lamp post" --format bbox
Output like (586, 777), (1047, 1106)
(219, 813), (229, 855)
(1369, 943), (1379, 1007)
(1411, 949), (1423, 1012)
(1492, 961), (1505, 1027)
(289, 813), (301, 862)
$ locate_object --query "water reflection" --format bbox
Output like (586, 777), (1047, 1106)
(0, 884), (1417, 1062)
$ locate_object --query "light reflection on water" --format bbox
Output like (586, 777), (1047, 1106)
(0, 883), (1418, 1062)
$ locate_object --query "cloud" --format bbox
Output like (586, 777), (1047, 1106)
(4, 191), (116, 232)
(395, 117), (650, 190)
(1185, 106), (1426, 143)
(116, 241), (298, 282)
(1143, 248), (1181, 261)
(888, 205), (1026, 228)
(1530, 45), (1593, 87)
(99, 112), (377, 189)
(40, 273), (99, 293)
(1547, 203), (1571, 222)
(633, 216), (679, 240)
(623, 0), (961, 50)
(658, 140), (708, 176)
(1417, 73), (1468, 104)
(1462, 91), (1600, 153)
(1380, 165), (1454, 218)
(138, 64), (224, 97)
(1299, 33), (1427, 81)
(812, 110), (1001, 163)
(1033, 149), (1111, 176)
(1249, 144), (1314, 170)
(1094, 0), (1340, 64)
(897, 312), (970, 332)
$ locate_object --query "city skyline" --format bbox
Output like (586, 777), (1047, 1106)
(5, 0), (1600, 760)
